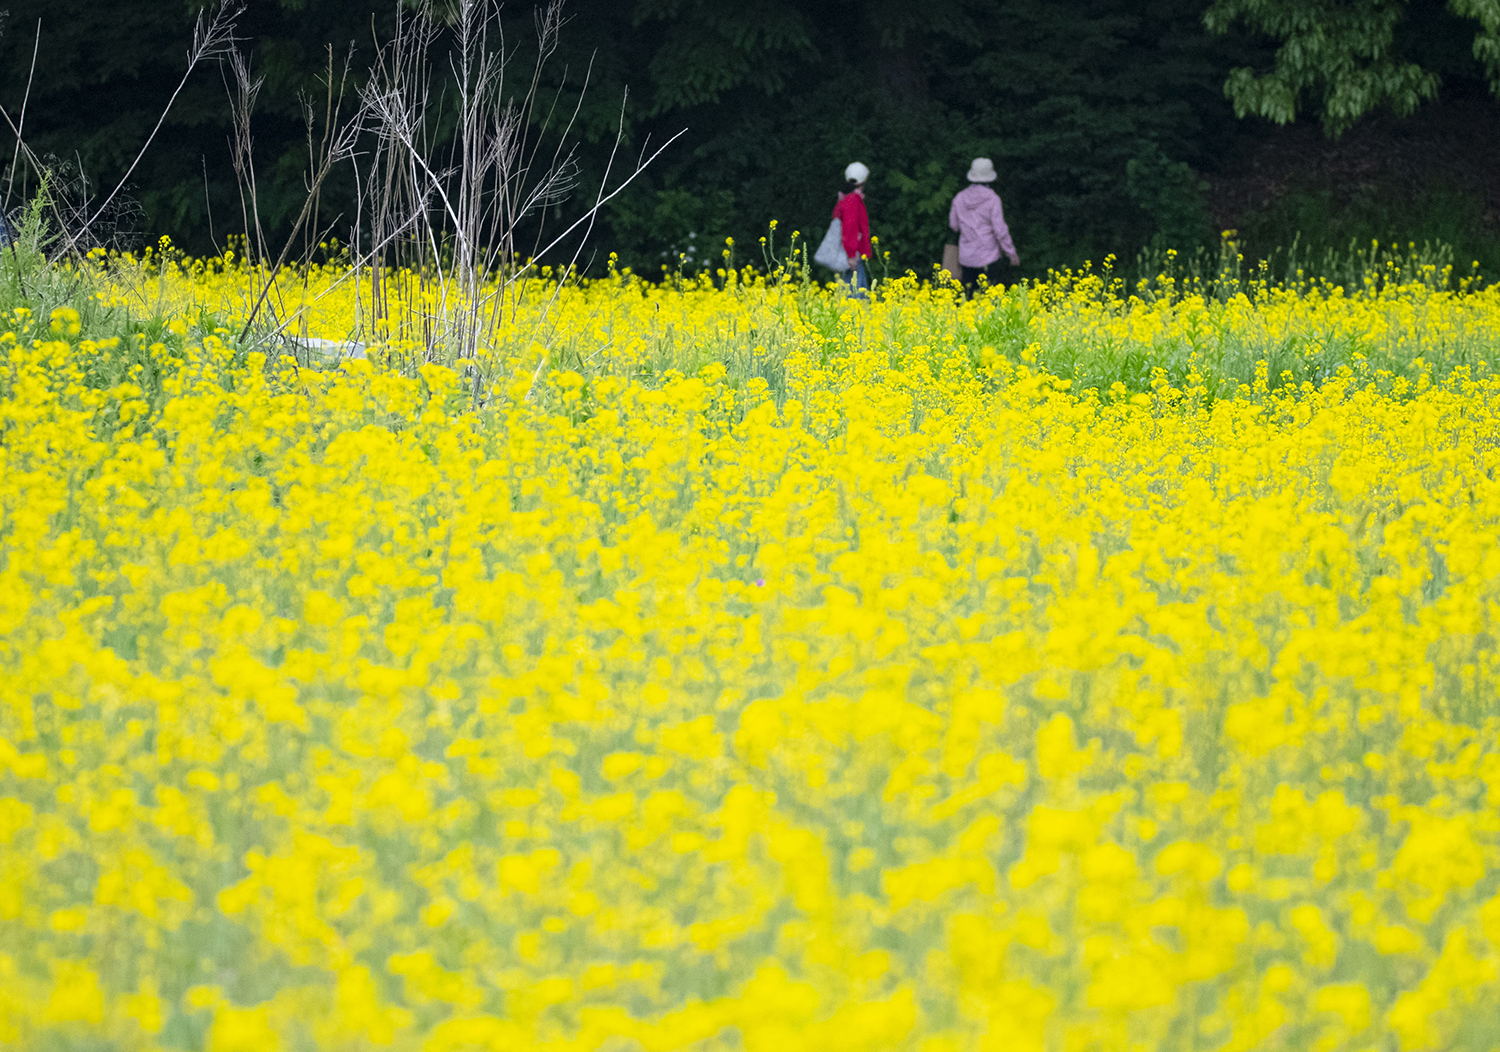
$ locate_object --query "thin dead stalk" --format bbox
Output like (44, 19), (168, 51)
(231, 46), (359, 342)
(1, 3), (240, 266)
(225, 50), (268, 266)
(3, 18), (40, 213)
(355, 0), (681, 390)
(55, 1), (242, 259)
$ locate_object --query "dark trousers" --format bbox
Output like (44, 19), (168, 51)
(961, 262), (1007, 297)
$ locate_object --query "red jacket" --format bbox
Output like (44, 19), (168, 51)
(833, 191), (871, 260)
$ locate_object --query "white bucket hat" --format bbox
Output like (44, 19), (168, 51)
(966, 157), (997, 183)
(844, 161), (870, 185)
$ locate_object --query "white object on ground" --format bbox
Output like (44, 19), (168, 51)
(282, 336), (368, 362)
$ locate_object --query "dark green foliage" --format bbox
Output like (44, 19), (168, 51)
(1205, 0), (1500, 135)
(0, 0), (1495, 279)
(0, 0), (393, 252)
(1215, 100), (1500, 279)
(1128, 144), (1215, 254)
(631, 0), (817, 110)
(567, 0), (1262, 278)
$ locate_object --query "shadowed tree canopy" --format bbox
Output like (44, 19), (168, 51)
(0, 0), (1494, 276)
(545, 0), (1259, 273)
(1205, 0), (1500, 135)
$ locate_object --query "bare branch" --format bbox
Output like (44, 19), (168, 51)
(348, 0), (679, 371)
(58, 1), (243, 258)
(3, 18), (40, 213)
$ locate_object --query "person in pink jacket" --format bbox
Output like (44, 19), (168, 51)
(949, 158), (1019, 296)
(833, 161), (872, 295)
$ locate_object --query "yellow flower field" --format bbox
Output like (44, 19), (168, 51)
(4, 261), (1500, 1051)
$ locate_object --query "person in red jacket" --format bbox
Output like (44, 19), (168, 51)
(832, 161), (872, 294)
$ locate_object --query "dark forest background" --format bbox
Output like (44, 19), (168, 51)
(2, 0), (1498, 280)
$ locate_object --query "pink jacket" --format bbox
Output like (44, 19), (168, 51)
(949, 184), (1017, 267)
(833, 191), (872, 260)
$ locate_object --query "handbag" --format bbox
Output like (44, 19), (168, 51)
(942, 243), (961, 281)
(814, 218), (850, 272)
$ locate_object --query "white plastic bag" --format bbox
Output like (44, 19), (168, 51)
(814, 219), (850, 272)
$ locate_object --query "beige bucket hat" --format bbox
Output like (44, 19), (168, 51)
(966, 158), (997, 183)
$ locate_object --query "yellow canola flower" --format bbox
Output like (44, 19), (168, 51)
(4, 261), (1500, 1051)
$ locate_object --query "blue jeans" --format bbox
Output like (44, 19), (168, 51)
(838, 259), (870, 296)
